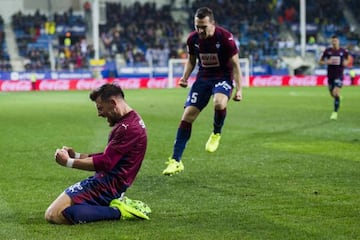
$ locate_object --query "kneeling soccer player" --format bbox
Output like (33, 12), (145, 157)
(45, 83), (151, 224)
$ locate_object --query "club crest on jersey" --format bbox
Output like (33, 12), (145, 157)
(216, 42), (220, 48)
(199, 53), (220, 67)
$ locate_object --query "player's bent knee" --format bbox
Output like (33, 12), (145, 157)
(44, 207), (63, 224)
(214, 102), (227, 110)
(213, 98), (227, 109)
(44, 208), (56, 223)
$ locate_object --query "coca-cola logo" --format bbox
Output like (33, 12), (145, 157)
(76, 79), (108, 90)
(0, 81), (32, 91)
(38, 80), (70, 91)
(112, 79), (141, 89)
(146, 78), (167, 88)
(251, 76), (283, 86)
(289, 76), (317, 86)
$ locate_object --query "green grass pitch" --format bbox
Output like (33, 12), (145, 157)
(0, 86), (359, 240)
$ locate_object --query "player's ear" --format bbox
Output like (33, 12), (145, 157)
(108, 97), (117, 107)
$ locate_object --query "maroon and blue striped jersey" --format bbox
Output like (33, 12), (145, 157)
(187, 26), (238, 80)
(320, 47), (349, 79)
(67, 110), (147, 205)
(91, 110), (147, 186)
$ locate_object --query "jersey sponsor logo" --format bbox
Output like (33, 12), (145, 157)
(121, 124), (129, 130)
(199, 53), (220, 68)
(329, 56), (341, 65)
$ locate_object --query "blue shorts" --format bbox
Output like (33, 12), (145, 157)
(185, 78), (233, 111)
(327, 77), (343, 91)
(65, 176), (127, 206)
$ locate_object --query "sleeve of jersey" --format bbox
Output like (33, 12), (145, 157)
(187, 34), (195, 55)
(320, 48), (328, 60)
(88, 152), (103, 157)
(227, 34), (239, 57)
(92, 131), (138, 172)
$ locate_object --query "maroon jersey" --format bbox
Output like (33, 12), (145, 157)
(91, 110), (147, 187)
(320, 47), (349, 79)
(187, 26), (238, 80)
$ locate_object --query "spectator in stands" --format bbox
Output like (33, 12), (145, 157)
(349, 68), (356, 85)
(83, 1), (92, 29)
(11, 9), (88, 71)
(100, 2), (183, 66)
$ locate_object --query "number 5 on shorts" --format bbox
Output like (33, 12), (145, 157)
(189, 92), (198, 103)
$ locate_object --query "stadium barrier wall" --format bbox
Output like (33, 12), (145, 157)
(0, 76), (359, 92)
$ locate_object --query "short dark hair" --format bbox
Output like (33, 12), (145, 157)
(89, 83), (125, 102)
(195, 7), (214, 21)
(331, 35), (338, 39)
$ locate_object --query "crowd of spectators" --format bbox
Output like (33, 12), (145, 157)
(0, 15), (12, 71)
(191, 0), (282, 67)
(11, 8), (91, 71)
(12, 10), (49, 70)
(56, 37), (95, 71)
(278, 0), (360, 63)
(99, 2), (186, 66)
(98, 0), (284, 68)
(3, 0), (360, 72)
(99, 0), (286, 68)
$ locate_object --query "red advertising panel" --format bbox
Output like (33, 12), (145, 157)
(0, 76), (359, 92)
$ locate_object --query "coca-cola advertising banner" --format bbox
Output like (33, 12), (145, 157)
(0, 78), (169, 92)
(250, 75), (359, 86)
(0, 76), (359, 92)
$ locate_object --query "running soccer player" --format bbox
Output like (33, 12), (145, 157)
(45, 83), (150, 224)
(319, 35), (349, 120)
(162, 7), (243, 176)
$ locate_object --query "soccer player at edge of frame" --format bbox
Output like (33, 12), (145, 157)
(162, 7), (243, 176)
(45, 83), (151, 225)
(319, 35), (349, 121)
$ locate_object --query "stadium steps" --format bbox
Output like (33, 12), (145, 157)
(170, 7), (190, 41)
(282, 55), (316, 75)
(342, 2), (360, 36)
(4, 23), (24, 71)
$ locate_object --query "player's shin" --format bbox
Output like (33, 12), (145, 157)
(172, 121), (192, 161)
(62, 205), (120, 224)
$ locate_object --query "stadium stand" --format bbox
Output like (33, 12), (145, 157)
(99, 2), (186, 67)
(11, 7), (92, 71)
(190, 0), (285, 68)
(0, 15), (12, 71)
(1, 0), (360, 76)
(12, 10), (50, 70)
(277, 0), (360, 66)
